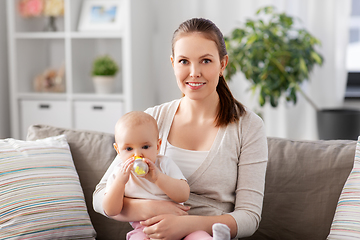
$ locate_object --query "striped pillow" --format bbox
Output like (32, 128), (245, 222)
(0, 135), (96, 239)
(328, 136), (360, 240)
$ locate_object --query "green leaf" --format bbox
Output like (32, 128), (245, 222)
(311, 51), (323, 65)
(270, 95), (278, 107)
(247, 34), (257, 45)
(299, 57), (308, 75)
(259, 88), (266, 106)
(232, 28), (246, 40)
(270, 58), (285, 73)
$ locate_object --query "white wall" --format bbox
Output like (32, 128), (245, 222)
(1, 0), (354, 140)
(0, 0), (10, 139)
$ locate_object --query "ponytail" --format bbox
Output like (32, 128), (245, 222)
(216, 76), (246, 127)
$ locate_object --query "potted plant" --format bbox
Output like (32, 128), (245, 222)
(224, 6), (360, 140)
(92, 55), (119, 94)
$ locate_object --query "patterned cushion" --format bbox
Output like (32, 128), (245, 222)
(0, 135), (96, 239)
(328, 136), (360, 239)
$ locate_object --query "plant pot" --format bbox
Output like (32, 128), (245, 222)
(316, 109), (360, 140)
(92, 76), (115, 94)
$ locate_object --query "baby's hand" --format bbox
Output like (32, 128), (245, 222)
(114, 157), (135, 185)
(142, 158), (162, 183)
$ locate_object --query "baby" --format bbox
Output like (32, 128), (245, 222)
(103, 111), (189, 239)
(103, 111), (230, 240)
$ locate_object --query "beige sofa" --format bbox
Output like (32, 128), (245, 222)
(27, 124), (357, 240)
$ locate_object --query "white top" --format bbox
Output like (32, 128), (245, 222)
(105, 155), (186, 201)
(166, 140), (208, 179)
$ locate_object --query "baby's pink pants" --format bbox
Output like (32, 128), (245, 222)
(127, 221), (213, 240)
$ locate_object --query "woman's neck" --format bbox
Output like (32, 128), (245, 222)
(179, 94), (219, 123)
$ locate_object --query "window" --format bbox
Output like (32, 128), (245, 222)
(346, 0), (360, 98)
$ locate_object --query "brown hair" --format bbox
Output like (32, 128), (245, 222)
(172, 18), (246, 126)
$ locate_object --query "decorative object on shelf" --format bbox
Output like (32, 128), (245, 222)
(43, 0), (64, 32)
(34, 64), (65, 93)
(92, 55), (119, 94)
(18, 0), (44, 18)
(78, 0), (123, 32)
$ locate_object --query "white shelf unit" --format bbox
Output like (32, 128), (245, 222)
(7, 0), (154, 139)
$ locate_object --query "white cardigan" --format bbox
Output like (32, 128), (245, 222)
(145, 99), (268, 238)
(93, 98), (268, 238)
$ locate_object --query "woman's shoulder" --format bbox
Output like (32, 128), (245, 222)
(144, 99), (181, 121)
(234, 107), (263, 127)
(226, 107), (265, 139)
(237, 107), (266, 138)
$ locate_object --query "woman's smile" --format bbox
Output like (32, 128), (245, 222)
(186, 82), (206, 89)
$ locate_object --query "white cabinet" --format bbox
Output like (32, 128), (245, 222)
(20, 100), (71, 139)
(74, 101), (123, 134)
(7, 0), (155, 139)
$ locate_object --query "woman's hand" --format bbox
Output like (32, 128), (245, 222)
(141, 214), (191, 240)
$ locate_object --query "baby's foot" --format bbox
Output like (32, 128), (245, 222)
(212, 223), (231, 240)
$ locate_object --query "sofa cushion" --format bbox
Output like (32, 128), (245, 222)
(327, 136), (360, 239)
(0, 135), (96, 239)
(27, 125), (133, 240)
(243, 137), (356, 240)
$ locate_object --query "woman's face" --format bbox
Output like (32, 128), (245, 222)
(171, 33), (228, 101)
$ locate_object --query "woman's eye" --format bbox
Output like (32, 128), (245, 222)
(179, 59), (188, 64)
(125, 147), (133, 151)
(142, 145), (150, 150)
(202, 59), (211, 64)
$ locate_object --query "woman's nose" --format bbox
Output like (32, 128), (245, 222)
(190, 65), (201, 78)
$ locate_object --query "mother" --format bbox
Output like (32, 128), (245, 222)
(93, 18), (268, 240)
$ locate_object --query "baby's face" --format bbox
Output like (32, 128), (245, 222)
(114, 122), (160, 163)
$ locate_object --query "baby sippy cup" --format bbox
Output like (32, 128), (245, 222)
(133, 156), (149, 176)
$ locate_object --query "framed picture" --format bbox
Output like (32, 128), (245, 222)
(78, 0), (123, 31)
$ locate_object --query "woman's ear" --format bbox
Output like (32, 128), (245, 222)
(220, 55), (229, 74)
(113, 143), (120, 155)
(170, 55), (174, 67)
(157, 138), (162, 154)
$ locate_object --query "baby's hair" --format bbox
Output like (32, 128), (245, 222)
(115, 111), (159, 142)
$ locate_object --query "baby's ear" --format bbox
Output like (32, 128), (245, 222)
(113, 143), (120, 155)
(157, 139), (162, 153)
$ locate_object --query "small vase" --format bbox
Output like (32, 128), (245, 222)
(93, 76), (115, 94)
(44, 16), (57, 32)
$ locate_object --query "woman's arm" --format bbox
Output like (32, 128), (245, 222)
(141, 214), (237, 240)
